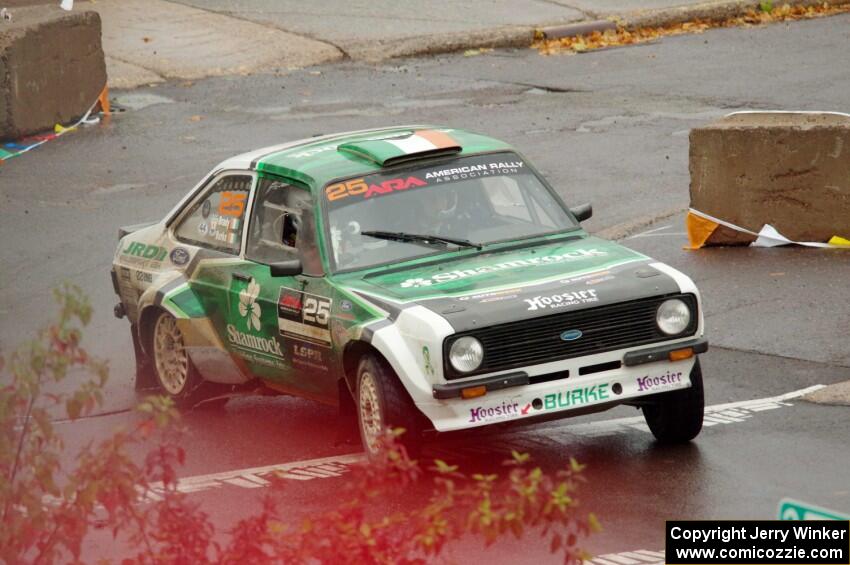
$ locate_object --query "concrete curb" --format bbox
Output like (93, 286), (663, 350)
(345, 25), (536, 63)
(611, 0), (850, 29)
(353, 0), (849, 62)
(537, 20), (617, 40)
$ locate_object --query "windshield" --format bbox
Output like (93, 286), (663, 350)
(324, 152), (578, 271)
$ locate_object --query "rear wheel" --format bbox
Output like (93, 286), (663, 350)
(642, 358), (704, 443)
(149, 310), (203, 405)
(356, 354), (423, 459)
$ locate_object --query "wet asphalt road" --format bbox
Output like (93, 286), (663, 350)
(1, 12), (849, 562)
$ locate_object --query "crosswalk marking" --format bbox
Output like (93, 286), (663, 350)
(595, 552), (642, 564)
(633, 549), (664, 558)
(161, 385), (823, 495)
(588, 549), (664, 565)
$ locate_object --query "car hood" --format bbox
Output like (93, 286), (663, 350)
(344, 235), (683, 331)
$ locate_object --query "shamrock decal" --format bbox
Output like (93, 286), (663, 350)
(401, 278), (433, 288)
(238, 280), (262, 331)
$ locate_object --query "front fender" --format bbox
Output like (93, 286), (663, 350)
(366, 305), (454, 405)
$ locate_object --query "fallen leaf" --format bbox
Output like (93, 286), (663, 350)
(188, 115), (203, 122)
(532, 3), (850, 55)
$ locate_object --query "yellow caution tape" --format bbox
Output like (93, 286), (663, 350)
(685, 211), (719, 250)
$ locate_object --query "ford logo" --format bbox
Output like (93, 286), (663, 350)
(560, 329), (583, 341)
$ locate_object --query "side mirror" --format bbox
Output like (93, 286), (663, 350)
(269, 259), (302, 277)
(569, 203), (592, 223)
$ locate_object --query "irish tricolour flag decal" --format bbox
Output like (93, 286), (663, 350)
(338, 130), (461, 165)
(384, 130), (459, 153)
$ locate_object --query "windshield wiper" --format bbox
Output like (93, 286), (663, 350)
(360, 230), (482, 250)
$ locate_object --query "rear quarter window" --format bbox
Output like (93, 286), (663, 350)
(174, 175), (252, 254)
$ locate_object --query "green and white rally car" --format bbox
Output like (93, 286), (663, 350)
(111, 125), (708, 455)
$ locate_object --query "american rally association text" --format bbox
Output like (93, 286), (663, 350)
(670, 525), (848, 544)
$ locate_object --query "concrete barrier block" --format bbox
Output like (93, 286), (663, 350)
(690, 112), (850, 243)
(0, 5), (106, 140)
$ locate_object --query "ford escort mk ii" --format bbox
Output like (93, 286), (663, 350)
(110, 126), (708, 456)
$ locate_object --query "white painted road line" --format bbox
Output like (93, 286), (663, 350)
(587, 549), (664, 565)
(159, 385), (824, 497)
(144, 452), (364, 500)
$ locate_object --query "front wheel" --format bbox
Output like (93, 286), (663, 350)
(149, 310), (203, 405)
(642, 358), (704, 443)
(356, 354), (423, 459)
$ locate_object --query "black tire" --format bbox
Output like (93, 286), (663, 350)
(355, 354), (423, 459)
(147, 310), (204, 406)
(132, 323), (157, 391)
(642, 358), (705, 444)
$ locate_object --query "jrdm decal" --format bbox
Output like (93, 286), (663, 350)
(278, 288), (332, 347)
(400, 249), (608, 288)
(636, 369), (683, 393)
(525, 289), (599, 311)
(121, 241), (167, 262)
(542, 384), (609, 411)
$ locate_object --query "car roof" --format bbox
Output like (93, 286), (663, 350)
(216, 125), (514, 189)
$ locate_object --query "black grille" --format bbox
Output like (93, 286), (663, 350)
(443, 293), (698, 380)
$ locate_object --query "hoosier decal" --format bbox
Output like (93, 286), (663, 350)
(278, 288), (332, 347)
(636, 369), (684, 393)
(468, 400), (530, 424)
(524, 289), (599, 311)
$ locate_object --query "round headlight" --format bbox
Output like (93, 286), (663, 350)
(656, 299), (691, 335)
(449, 336), (484, 373)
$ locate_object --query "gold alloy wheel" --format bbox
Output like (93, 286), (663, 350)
(153, 314), (189, 396)
(358, 370), (383, 455)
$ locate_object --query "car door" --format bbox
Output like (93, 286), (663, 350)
(169, 171), (274, 384)
(241, 174), (339, 403)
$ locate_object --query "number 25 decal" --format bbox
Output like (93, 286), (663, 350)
(303, 297), (330, 326)
(219, 191), (247, 217)
(325, 178), (367, 202)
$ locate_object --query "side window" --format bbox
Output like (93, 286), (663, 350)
(481, 177), (532, 222)
(528, 196), (560, 228)
(247, 177), (322, 276)
(174, 174), (252, 254)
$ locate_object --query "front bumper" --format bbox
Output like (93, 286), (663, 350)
(419, 341), (703, 432)
(433, 337), (707, 399)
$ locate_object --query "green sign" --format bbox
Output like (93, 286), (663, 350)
(778, 498), (850, 521)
